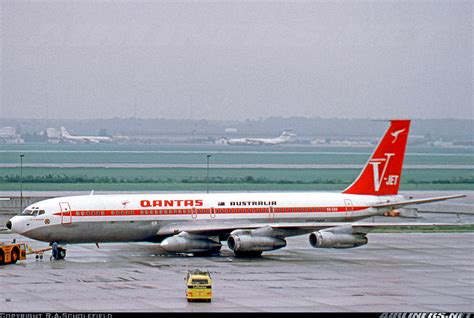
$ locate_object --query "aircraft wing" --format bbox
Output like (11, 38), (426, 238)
(156, 222), (333, 238)
(156, 221), (468, 239)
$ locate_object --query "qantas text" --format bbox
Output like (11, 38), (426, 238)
(140, 199), (203, 207)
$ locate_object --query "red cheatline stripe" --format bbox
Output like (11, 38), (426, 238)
(53, 206), (369, 217)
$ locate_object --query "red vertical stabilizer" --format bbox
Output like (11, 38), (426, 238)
(343, 120), (411, 196)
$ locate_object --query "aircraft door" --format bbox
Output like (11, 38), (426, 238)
(210, 207), (216, 219)
(344, 199), (353, 220)
(192, 207), (197, 219)
(268, 206), (275, 220)
(59, 202), (72, 224)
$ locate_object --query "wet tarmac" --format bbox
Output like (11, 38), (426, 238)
(1, 232), (473, 312)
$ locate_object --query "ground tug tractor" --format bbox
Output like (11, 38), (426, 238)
(0, 241), (27, 265)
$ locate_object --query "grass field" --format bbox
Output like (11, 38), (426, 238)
(1, 144), (472, 191)
(371, 224), (474, 233)
(0, 167), (472, 191)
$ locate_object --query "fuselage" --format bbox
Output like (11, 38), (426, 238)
(227, 132), (295, 145)
(63, 136), (111, 143)
(8, 192), (403, 244)
(228, 137), (287, 145)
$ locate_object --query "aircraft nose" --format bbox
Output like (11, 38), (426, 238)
(6, 217), (21, 234)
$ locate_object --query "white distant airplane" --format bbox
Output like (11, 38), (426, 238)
(227, 130), (296, 145)
(6, 120), (465, 259)
(60, 127), (111, 144)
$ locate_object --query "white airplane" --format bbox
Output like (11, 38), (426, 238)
(227, 130), (296, 145)
(60, 127), (112, 144)
(6, 120), (465, 258)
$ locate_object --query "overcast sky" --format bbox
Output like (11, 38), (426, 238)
(1, 0), (472, 120)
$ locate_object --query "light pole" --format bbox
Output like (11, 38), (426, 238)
(20, 154), (24, 213)
(206, 154), (211, 194)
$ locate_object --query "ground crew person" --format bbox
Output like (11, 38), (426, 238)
(51, 241), (58, 260)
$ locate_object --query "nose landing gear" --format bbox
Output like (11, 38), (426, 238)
(57, 247), (66, 260)
(50, 242), (67, 261)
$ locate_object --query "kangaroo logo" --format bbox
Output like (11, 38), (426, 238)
(369, 153), (398, 191)
(391, 129), (405, 144)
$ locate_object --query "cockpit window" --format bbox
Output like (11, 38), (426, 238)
(21, 209), (42, 216)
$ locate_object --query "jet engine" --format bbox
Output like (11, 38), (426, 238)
(227, 227), (286, 253)
(309, 230), (367, 249)
(160, 232), (221, 254)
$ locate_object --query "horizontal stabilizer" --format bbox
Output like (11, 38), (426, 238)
(372, 194), (466, 209)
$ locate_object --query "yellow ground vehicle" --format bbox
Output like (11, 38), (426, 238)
(0, 242), (27, 265)
(185, 269), (213, 302)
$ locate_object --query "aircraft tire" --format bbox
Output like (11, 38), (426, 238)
(57, 247), (66, 260)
